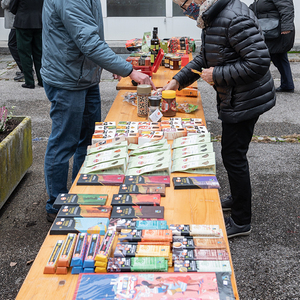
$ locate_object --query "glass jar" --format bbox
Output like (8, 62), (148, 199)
(161, 90), (176, 117)
(148, 96), (162, 122)
(164, 54), (172, 68)
(170, 56), (181, 70)
(137, 85), (151, 117)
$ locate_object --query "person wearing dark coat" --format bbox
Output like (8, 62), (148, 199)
(167, 0), (276, 238)
(250, 0), (295, 93)
(10, 0), (44, 89)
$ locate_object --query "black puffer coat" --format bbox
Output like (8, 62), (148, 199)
(173, 0), (276, 124)
(249, 0), (295, 54)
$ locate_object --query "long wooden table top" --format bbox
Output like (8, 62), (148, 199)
(16, 90), (239, 300)
(116, 53), (197, 90)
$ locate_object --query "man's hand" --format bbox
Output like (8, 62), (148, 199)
(129, 69), (156, 90)
(201, 67), (214, 85)
(162, 79), (179, 91)
(113, 74), (122, 81)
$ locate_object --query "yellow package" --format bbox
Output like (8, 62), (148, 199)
(136, 245), (170, 258)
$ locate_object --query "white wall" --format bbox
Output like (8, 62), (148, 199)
(0, 0), (299, 44)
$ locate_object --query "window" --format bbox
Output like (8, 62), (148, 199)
(0, 7), (4, 18)
(107, 0), (166, 17)
(173, 2), (184, 16)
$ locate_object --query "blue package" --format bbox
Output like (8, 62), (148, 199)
(83, 267), (94, 273)
(71, 266), (84, 274)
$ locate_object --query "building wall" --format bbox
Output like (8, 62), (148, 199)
(0, 0), (299, 45)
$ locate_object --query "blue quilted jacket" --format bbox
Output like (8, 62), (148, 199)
(41, 0), (132, 90)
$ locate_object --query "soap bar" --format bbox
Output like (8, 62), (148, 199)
(44, 240), (64, 274)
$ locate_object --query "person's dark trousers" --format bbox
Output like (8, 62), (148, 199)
(271, 52), (294, 90)
(8, 29), (23, 72)
(15, 28), (43, 86)
(221, 117), (259, 226)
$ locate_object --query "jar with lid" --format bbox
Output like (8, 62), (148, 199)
(148, 96), (162, 122)
(161, 90), (176, 117)
(170, 56), (181, 70)
(164, 54), (173, 68)
(137, 84), (151, 117)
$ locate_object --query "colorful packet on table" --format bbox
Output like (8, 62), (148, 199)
(57, 233), (77, 268)
(130, 257), (168, 272)
(172, 249), (195, 261)
(111, 205), (164, 219)
(194, 249), (230, 261)
(111, 193), (161, 206)
(193, 237), (226, 249)
(77, 174), (125, 186)
(124, 175), (170, 187)
(172, 175), (220, 189)
(57, 205), (111, 218)
(53, 193), (107, 208)
(107, 257), (132, 272)
(83, 234), (102, 268)
(119, 229), (173, 243)
(174, 259), (198, 272)
(118, 184), (166, 196)
(196, 260), (232, 273)
(95, 230), (116, 262)
(44, 239), (64, 274)
(71, 232), (88, 267)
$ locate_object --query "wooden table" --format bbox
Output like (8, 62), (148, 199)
(116, 54), (198, 90)
(16, 91), (239, 300)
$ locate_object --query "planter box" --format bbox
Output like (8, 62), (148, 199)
(0, 116), (32, 209)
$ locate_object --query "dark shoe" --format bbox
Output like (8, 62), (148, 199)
(22, 83), (35, 89)
(225, 217), (251, 239)
(14, 72), (24, 81)
(46, 213), (57, 223)
(221, 195), (233, 211)
(276, 87), (294, 93)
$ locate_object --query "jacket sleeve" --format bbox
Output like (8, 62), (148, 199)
(56, 0), (132, 77)
(173, 49), (204, 90)
(213, 15), (270, 87)
(273, 0), (294, 31)
(9, 0), (19, 15)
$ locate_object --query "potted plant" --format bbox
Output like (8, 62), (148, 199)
(0, 106), (32, 209)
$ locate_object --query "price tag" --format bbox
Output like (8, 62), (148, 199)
(149, 109), (163, 122)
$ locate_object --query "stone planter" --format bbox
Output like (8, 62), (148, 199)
(0, 116), (32, 209)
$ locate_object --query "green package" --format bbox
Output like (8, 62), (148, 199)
(130, 257), (168, 272)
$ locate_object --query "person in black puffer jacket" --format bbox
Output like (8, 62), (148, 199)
(249, 0), (295, 93)
(167, 0), (276, 238)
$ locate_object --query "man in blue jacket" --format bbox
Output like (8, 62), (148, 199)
(41, 0), (155, 222)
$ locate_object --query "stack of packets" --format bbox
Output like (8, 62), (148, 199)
(171, 133), (216, 174)
(80, 139), (128, 175)
(107, 225), (172, 272)
(170, 224), (232, 273)
(91, 121), (165, 146)
(91, 119), (209, 145)
(44, 233), (77, 274)
(127, 139), (171, 176)
(70, 231), (116, 274)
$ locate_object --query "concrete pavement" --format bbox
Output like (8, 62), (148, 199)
(0, 50), (300, 299)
